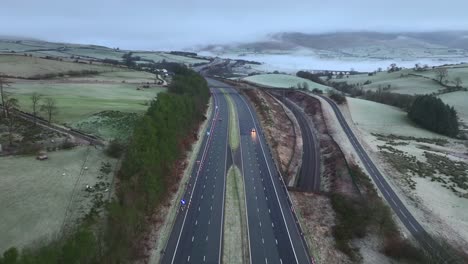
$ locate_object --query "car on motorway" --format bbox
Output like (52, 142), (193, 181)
(251, 128), (256, 133)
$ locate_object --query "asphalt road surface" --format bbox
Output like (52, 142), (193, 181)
(162, 78), (313, 264)
(319, 95), (456, 263)
(161, 87), (229, 264)
(208, 78), (312, 264)
(274, 94), (321, 192)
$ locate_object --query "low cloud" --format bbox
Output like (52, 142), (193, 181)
(1, 0), (467, 49)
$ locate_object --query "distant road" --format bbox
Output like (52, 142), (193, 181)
(273, 93), (321, 192)
(318, 94), (457, 263)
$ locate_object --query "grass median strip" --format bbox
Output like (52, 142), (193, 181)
(223, 165), (248, 264)
(223, 90), (240, 151)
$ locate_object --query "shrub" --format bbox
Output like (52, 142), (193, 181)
(329, 91), (346, 104)
(61, 139), (76, 150)
(312, 88), (323, 94)
(105, 140), (125, 158)
(2, 247), (18, 264)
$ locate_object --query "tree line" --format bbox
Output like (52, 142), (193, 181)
(408, 95), (459, 137)
(0, 66), (210, 263)
(105, 65), (209, 261)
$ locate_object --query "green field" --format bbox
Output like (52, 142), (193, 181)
(243, 73), (334, 92)
(0, 54), (112, 78)
(7, 82), (165, 125)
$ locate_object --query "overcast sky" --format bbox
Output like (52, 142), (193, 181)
(2, 0), (468, 50)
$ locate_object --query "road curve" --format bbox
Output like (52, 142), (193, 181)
(318, 94), (456, 263)
(161, 88), (229, 264)
(273, 93), (321, 192)
(207, 78), (313, 264)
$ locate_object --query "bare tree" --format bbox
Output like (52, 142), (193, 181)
(454, 77), (463, 88)
(4, 95), (19, 146)
(435, 68), (448, 83)
(0, 74), (13, 118)
(30, 93), (42, 125)
(41, 97), (58, 123)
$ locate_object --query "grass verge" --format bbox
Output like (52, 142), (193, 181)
(223, 90), (240, 151)
(222, 165), (247, 264)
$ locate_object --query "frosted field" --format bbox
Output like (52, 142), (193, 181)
(414, 66), (468, 85)
(438, 91), (468, 124)
(69, 70), (156, 83)
(361, 75), (441, 95)
(0, 54), (111, 78)
(243, 73), (334, 92)
(346, 97), (441, 138)
(0, 42), (36, 52)
(7, 82), (165, 124)
(201, 50), (468, 72)
(0, 147), (116, 252)
(133, 52), (209, 65)
(62, 47), (125, 61)
(333, 66), (468, 95)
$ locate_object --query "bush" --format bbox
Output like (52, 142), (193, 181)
(61, 139), (76, 150)
(2, 247), (18, 264)
(105, 140), (125, 158)
(296, 71), (327, 85)
(312, 88), (323, 94)
(383, 237), (427, 263)
(329, 91), (346, 104)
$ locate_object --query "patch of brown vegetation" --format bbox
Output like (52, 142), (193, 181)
(291, 192), (352, 264)
(243, 88), (302, 183)
(287, 92), (357, 195)
(0, 117), (70, 156)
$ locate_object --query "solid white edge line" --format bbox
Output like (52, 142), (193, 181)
(238, 93), (300, 264)
(170, 89), (219, 264)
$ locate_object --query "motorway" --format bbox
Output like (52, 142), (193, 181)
(319, 95), (455, 263)
(162, 78), (312, 264)
(161, 87), (229, 264)
(208, 78), (312, 264)
(273, 93), (321, 192)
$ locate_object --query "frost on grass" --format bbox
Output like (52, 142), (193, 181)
(243, 73), (333, 92)
(223, 91), (240, 151)
(223, 165), (247, 264)
(0, 146), (116, 252)
(73, 111), (139, 141)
